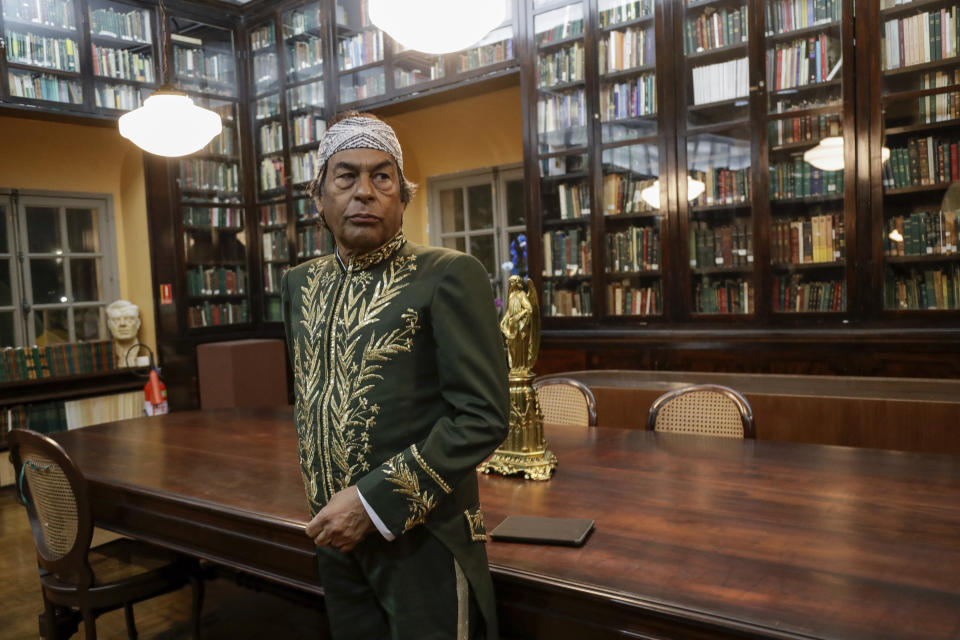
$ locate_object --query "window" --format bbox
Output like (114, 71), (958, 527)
(428, 165), (528, 305)
(0, 191), (119, 348)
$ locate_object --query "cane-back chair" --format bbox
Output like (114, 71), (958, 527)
(647, 384), (755, 439)
(533, 377), (598, 426)
(8, 428), (204, 640)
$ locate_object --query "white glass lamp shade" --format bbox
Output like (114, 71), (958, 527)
(888, 228), (903, 243)
(119, 91), (223, 157)
(640, 178), (706, 209)
(370, 0), (507, 55)
(803, 136), (845, 171)
(881, 146), (891, 164)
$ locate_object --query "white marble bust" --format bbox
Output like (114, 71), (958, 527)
(106, 299), (141, 368)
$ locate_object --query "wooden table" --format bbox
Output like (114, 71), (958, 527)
(52, 409), (960, 640)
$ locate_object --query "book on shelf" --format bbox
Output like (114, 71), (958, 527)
(685, 5), (747, 55)
(764, 0), (840, 36)
(289, 37), (324, 73)
(94, 83), (140, 110)
(297, 225), (334, 258)
(689, 220), (753, 268)
(771, 213), (843, 264)
(882, 8), (959, 71)
(766, 34), (840, 91)
(542, 229), (592, 277)
(885, 264), (960, 310)
(259, 203), (287, 226)
(883, 135), (960, 189)
(917, 71), (960, 123)
(184, 206), (243, 228)
(337, 30), (383, 70)
(263, 230), (291, 261)
(773, 274), (845, 312)
(602, 173), (656, 215)
(769, 156), (843, 199)
(884, 210), (959, 257)
(187, 265), (247, 296)
(769, 112), (841, 146)
(288, 5), (324, 35)
(536, 13), (584, 47)
(606, 280), (660, 316)
(180, 159), (240, 192)
(690, 167), (752, 206)
(694, 276), (754, 314)
(1, 402), (66, 435)
(90, 6), (150, 42)
(174, 46), (233, 84)
(253, 52), (278, 86)
(339, 70), (385, 102)
(5, 30), (80, 71)
(542, 281), (591, 317)
(259, 121), (284, 154)
(5, 0), (76, 29)
(291, 149), (320, 184)
(91, 44), (154, 82)
(9, 70), (82, 102)
(599, 24), (654, 72)
(0, 341), (115, 382)
(459, 36), (513, 72)
(64, 391), (142, 429)
(605, 226), (660, 272)
(263, 263), (288, 294)
(188, 300), (250, 327)
(256, 94), (280, 119)
(260, 157), (286, 192)
(600, 74), (656, 120)
(538, 41), (584, 87)
(288, 79), (325, 109)
(691, 57), (748, 105)
(251, 23), (275, 50)
(537, 88), (588, 133)
(556, 181), (590, 219)
(598, 0), (653, 29)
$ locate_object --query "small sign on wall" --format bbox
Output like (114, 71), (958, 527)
(160, 283), (173, 305)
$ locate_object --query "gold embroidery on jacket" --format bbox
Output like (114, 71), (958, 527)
(351, 230), (406, 270)
(465, 508), (487, 542)
(411, 444), (452, 494)
(384, 452), (437, 532)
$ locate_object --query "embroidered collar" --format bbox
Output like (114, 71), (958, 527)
(336, 230), (407, 271)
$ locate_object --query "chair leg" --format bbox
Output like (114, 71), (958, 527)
(190, 572), (205, 639)
(81, 609), (97, 640)
(124, 602), (138, 640)
(41, 593), (59, 640)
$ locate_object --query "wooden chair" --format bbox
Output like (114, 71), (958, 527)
(533, 377), (598, 426)
(647, 384), (755, 439)
(8, 428), (204, 640)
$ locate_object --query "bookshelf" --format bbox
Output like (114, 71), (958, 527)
(88, 0), (157, 112)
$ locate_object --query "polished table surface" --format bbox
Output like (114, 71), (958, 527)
(52, 409), (960, 640)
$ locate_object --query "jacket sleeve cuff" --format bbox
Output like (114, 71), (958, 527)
(357, 487), (396, 541)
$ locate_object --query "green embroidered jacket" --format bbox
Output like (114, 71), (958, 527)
(280, 231), (509, 636)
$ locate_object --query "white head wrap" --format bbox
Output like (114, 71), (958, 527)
(316, 116), (404, 181)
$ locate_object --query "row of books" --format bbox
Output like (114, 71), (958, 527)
(186, 265), (247, 297)
(689, 220), (753, 269)
(885, 265), (960, 310)
(690, 167), (751, 206)
(9, 70), (82, 102)
(395, 63), (443, 89)
(204, 130), (234, 156)
(4, 0), (76, 29)
(770, 158), (844, 199)
(691, 57), (748, 105)
(601, 173), (656, 215)
(457, 39), (513, 73)
(5, 31), (79, 71)
(259, 203), (287, 227)
(0, 341), (115, 382)
(599, 0), (653, 29)
(295, 197), (318, 220)
(260, 157), (285, 193)
(537, 89), (588, 134)
(263, 263), (286, 294)
(180, 159), (240, 193)
(183, 206), (243, 228)
(187, 300), (249, 327)
(536, 17), (584, 48)
(765, 35), (841, 92)
(288, 79), (324, 109)
(771, 213), (844, 264)
(1, 402), (66, 436)
(606, 281), (660, 316)
(599, 25), (654, 73)
(250, 23), (274, 51)
(764, 0), (841, 36)
(93, 83), (140, 110)
(339, 72), (385, 103)
(289, 37), (324, 73)
(173, 47), (233, 84)
(684, 6), (748, 55)
(773, 276), (846, 312)
(599, 74), (657, 120)
(253, 52), (278, 87)
(884, 210), (959, 256)
(549, 181), (591, 219)
(883, 135), (960, 189)
(91, 44), (153, 82)
(693, 277), (754, 314)
(288, 5), (324, 37)
(263, 229), (290, 261)
(291, 149), (320, 184)
(605, 226), (660, 272)
(259, 121), (283, 154)
(337, 30), (383, 71)
(255, 93), (280, 119)
(543, 229), (592, 276)
(90, 7), (150, 43)
(769, 112), (841, 146)
(297, 225), (334, 258)
(265, 296), (283, 321)
(538, 41), (584, 88)
(543, 281), (592, 317)
(291, 114), (326, 146)
(917, 71), (960, 123)
(882, 8), (959, 71)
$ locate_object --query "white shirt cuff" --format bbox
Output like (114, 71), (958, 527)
(357, 488), (395, 541)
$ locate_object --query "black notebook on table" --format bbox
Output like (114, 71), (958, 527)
(489, 515), (595, 547)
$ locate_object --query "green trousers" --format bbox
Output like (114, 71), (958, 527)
(315, 526), (484, 640)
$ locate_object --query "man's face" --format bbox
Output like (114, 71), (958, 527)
(107, 311), (140, 340)
(317, 148), (405, 259)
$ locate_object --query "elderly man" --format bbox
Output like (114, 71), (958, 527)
(280, 112), (509, 640)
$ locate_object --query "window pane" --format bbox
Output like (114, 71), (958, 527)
(67, 208), (100, 252)
(0, 260), (11, 306)
(439, 188), (464, 233)
(442, 236), (465, 252)
(471, 233), (496, 278)
(467, 185), (493, 230)
(506, 179), (526, 227)
(31, 259), (67, 304)
(74, 306), (104, 341)
(0, 312), (13, 347)
(27, 207), (63, 253)
(70, 258), (101, 302)
(35, 308), (69, 346)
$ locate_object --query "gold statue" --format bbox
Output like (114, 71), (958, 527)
(478, 276), (557, 481)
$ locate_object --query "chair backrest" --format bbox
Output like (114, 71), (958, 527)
(534, 377), (598, 426)
(8, 429), (95, 584)
(647, 384), (755, 439)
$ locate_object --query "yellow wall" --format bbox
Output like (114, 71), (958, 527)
(382, 84), (524, 244)
(0, 115), (156, 354)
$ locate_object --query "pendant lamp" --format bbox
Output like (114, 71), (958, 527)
(370, 0), (507, 55)
(639, 178), (706, 210)
(118, 0), (222, 157)
(804, 136), (890, 172)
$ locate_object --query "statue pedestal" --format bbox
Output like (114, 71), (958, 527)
(478, 372), (557, 481)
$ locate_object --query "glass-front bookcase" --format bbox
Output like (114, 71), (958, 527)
(453, 0), (516, 78)
(878, 0), (960, 312)
(87, 0), (156, 112)
(334, 0), (384, 105)
(171, 16), (248, 329)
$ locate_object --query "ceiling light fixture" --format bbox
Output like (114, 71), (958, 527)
(804, 136), (890, 172)
(370, 0), (507, 55)
(639, 178), (706, 210)
(118, 0), (222, 157)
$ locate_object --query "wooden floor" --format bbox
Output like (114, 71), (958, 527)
(0, 487), (330, 639)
